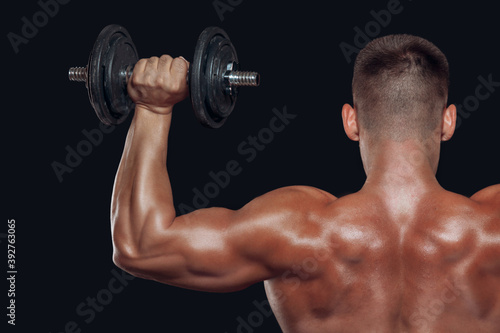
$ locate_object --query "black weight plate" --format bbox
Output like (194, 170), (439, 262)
(104, 33), (138, 123)
(190, 27), (238, 128)
(206, 35), (238, 119)
(87, 25), (138, 125)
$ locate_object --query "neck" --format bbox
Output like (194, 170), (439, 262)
(359, 137), (442, 194)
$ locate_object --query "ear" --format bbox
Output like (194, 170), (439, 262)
(342, 103), (360, 141)
(441, 104), (456, 141)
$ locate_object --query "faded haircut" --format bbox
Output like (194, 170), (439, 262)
(352, 34), (449, 141)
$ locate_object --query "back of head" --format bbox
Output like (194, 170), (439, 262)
(352, 34), (449, 141)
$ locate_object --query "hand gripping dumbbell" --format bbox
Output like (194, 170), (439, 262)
(68, 24), (260, 128)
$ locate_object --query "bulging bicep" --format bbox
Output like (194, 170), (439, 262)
(136, 186), (332, 292)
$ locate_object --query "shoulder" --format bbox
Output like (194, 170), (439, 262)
(468, 185), (500, 241)
(470, 184), (500, 209)
(236, 186), (337, 223)
(260, 185), (337, 205)
(469, 185), (500, 276)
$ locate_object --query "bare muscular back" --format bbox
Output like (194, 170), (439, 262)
(264, 187), (500, 332)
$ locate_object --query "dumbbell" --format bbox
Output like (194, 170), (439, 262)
(68, 24), (260, 128)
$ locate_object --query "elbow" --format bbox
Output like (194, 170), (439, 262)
(112, 239), (141, 276)
(112, 252), (139, 278)
(112, 243), (165, 282)
(112, 245), (154, 280)
(111, 209), (176, 277)
(111, 223), (144, 276)
(112, 251), (128, 272)
(111, 216), (173, 278)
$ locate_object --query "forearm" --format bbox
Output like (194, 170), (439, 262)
(111, 106), (176, 258)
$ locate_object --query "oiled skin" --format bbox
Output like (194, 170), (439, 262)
(264, 187), (500, 332)
(111, 55), (500, 332)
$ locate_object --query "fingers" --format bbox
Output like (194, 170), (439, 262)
(158, 55), (173, 72)
(172, 57), (189, 71)
(134, 55), (187, 76)
(133, 58), (148, 75)
(145, 56), (160, 70)
(131, 56), (168, 88)
(156, 55), (188, 80)
(133, 56), (164, 76)
(169, 56), (189, 88)
(178, 56), (190, 66)
(128, 54), (189, 112)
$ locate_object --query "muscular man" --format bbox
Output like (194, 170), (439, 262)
(111, 34), (500, 332)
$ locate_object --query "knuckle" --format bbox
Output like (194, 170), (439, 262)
(130, 73), (141, 86)
(131, 71), (146, 86)
(137, 58), (148, 66)
(155, 75), (166, 87)
(170, 82), (180, 93)
(172, 81), (185, 95)
(145, 74), (156, 87)
(172, 57), (188, 72)
(160, 54), (172, 62)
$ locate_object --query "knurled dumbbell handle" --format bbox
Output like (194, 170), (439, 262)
(68, 65), (260, 87)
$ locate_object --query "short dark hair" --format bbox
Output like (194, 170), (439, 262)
(352, 34), (449, 140)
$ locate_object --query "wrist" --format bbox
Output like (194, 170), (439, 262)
(134, 105), (174, 119)
(133, 105), (173, 132)
(129, 106), (172, 158)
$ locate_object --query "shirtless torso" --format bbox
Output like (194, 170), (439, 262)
(110, 53), (500, 332)
(264, 185), (500, 332)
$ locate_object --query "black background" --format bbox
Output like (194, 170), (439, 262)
(3, 0), (499, 332)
